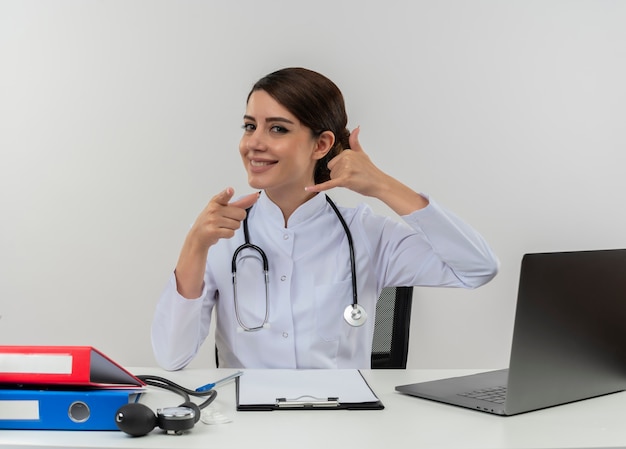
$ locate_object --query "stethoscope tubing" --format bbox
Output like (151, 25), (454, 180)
(231, 229), (270, 331)
(323, 195), (358, 309)
(231, 194), (364, 331)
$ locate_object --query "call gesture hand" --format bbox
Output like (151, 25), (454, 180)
(306, 127), (429, 215)
(305, 127), (386, 198)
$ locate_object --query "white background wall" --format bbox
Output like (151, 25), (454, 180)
(1, 0), (625, 370)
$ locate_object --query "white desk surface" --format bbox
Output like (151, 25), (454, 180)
(3, 367), (626, 449)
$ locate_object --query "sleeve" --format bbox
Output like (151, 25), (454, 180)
(150, 273), (215, 371)
(366, 195), (499, 289)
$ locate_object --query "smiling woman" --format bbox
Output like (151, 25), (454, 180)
(240, 89), (332, 218)
(150, 67), (499, 371)
(244, 68), (350, 185)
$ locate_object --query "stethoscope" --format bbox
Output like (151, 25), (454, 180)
(231, 195), (367, 332)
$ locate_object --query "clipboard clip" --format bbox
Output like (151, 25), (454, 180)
(275, 395), (340, 408)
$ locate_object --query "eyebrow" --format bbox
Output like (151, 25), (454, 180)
(243, 115), (295, 125)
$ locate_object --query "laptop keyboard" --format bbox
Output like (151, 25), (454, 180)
(458, 385), (507, 404)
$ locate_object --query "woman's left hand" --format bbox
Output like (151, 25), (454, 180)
(306, 127), (429, 215)
(306, 127), (386, 197)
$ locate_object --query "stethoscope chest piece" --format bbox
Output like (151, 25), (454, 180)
(344, 304), (367, 327)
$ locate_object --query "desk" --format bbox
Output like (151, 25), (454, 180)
(3, 368), (626, 449)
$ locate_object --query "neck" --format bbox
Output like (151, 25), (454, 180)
(265, 189), (318, 227)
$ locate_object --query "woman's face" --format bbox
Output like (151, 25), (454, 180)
(239, 90), (325, 195)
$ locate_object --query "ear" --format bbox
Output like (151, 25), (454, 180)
(311, 131), (335, 161)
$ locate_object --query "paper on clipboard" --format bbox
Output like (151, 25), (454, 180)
(236, 369), (383, 410)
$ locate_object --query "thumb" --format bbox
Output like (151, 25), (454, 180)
(348, 126), (363, 152)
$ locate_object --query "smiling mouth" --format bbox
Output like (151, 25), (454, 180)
(250, 160), (277, 167)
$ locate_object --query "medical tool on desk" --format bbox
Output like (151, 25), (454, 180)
(115, 375), (217, 437)
(231, 195), (367, 332)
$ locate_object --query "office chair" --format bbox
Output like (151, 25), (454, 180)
(216, 286), (414, 369)
(370, 286), (413, 369)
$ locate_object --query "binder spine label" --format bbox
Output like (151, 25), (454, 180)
(0, 400), (40, 420)
(0, 354), (73, 374)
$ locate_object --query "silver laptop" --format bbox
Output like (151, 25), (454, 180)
(396, 249), (626, 416)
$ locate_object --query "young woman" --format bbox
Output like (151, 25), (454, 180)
(152, 67), (499, 370)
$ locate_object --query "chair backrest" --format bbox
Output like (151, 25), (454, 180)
(371, 286), (413, 369)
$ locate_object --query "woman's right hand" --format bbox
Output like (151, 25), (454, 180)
(175, 188), (259, 299)
(188, 188), (260, 250)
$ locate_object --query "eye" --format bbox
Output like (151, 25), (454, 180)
(270, 125), (288, 134)
(242, 123), (256, 132)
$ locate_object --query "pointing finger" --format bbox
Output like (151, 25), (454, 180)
(230, 191), (260, 209)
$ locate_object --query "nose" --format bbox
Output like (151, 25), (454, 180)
(243, 128), (268, 152)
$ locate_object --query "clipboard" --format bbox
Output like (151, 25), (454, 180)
(236, 369), (384, 411)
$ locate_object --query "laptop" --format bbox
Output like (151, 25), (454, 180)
(396, 248), (626, 416)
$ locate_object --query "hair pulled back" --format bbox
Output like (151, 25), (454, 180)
(247, 67), (350, 184)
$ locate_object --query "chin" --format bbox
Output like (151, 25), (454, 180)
(247, 177), (267, 190)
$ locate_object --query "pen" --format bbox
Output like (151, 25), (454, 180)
(195, 370), (243, 392)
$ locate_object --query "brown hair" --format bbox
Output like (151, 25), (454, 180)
(247, 67), (350, 184)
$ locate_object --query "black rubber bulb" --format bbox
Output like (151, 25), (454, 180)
(114, 403), (157, 437)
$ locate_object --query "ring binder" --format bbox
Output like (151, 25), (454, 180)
(0, 388), (143, 430)
(0, 346), (144, 388)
